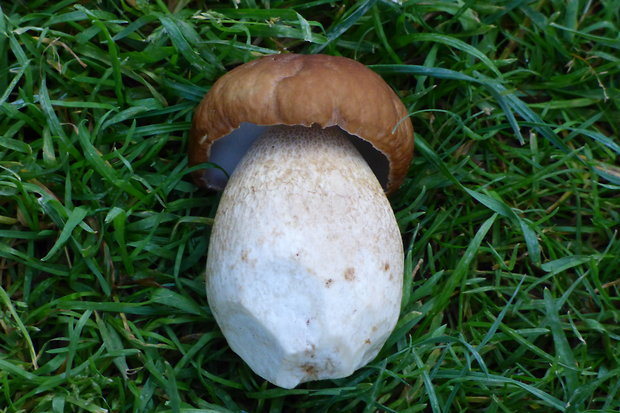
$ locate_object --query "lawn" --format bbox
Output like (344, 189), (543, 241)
(1, 0), (619, 412)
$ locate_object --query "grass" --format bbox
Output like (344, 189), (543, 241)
(1, 0), (619, 411)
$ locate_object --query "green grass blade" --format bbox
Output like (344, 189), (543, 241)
(394, 33), (502, 77)
(428, 214), (497, 324)
(307, 0), (377, 53)
(0, 286), (38, 368)
(41, 206), (89, 261)
(543, 288), (579, 408)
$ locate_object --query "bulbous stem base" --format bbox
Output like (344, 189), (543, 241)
(206, 125), (403, 388)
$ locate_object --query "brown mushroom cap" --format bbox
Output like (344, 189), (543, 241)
(189, 53), (414, 194)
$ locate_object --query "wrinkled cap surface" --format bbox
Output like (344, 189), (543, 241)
(189, 53), (414, 194)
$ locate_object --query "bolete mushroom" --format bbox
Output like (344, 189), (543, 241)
(189, 54), (414, 388)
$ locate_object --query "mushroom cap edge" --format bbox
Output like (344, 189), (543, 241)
(189, 53), (414, 194)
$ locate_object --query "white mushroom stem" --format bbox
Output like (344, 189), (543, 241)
(206, 125), (404, 389)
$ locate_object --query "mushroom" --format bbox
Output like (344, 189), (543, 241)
(189, 54), (414, 389)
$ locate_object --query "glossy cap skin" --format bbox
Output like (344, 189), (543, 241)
(189, 53), (414, 194)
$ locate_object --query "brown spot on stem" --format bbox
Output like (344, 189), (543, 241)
(301, 364), (317, 376)
(383, 262), (390, 271)
(344, 267), (356, 281)
(305, 344), (316, 358)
